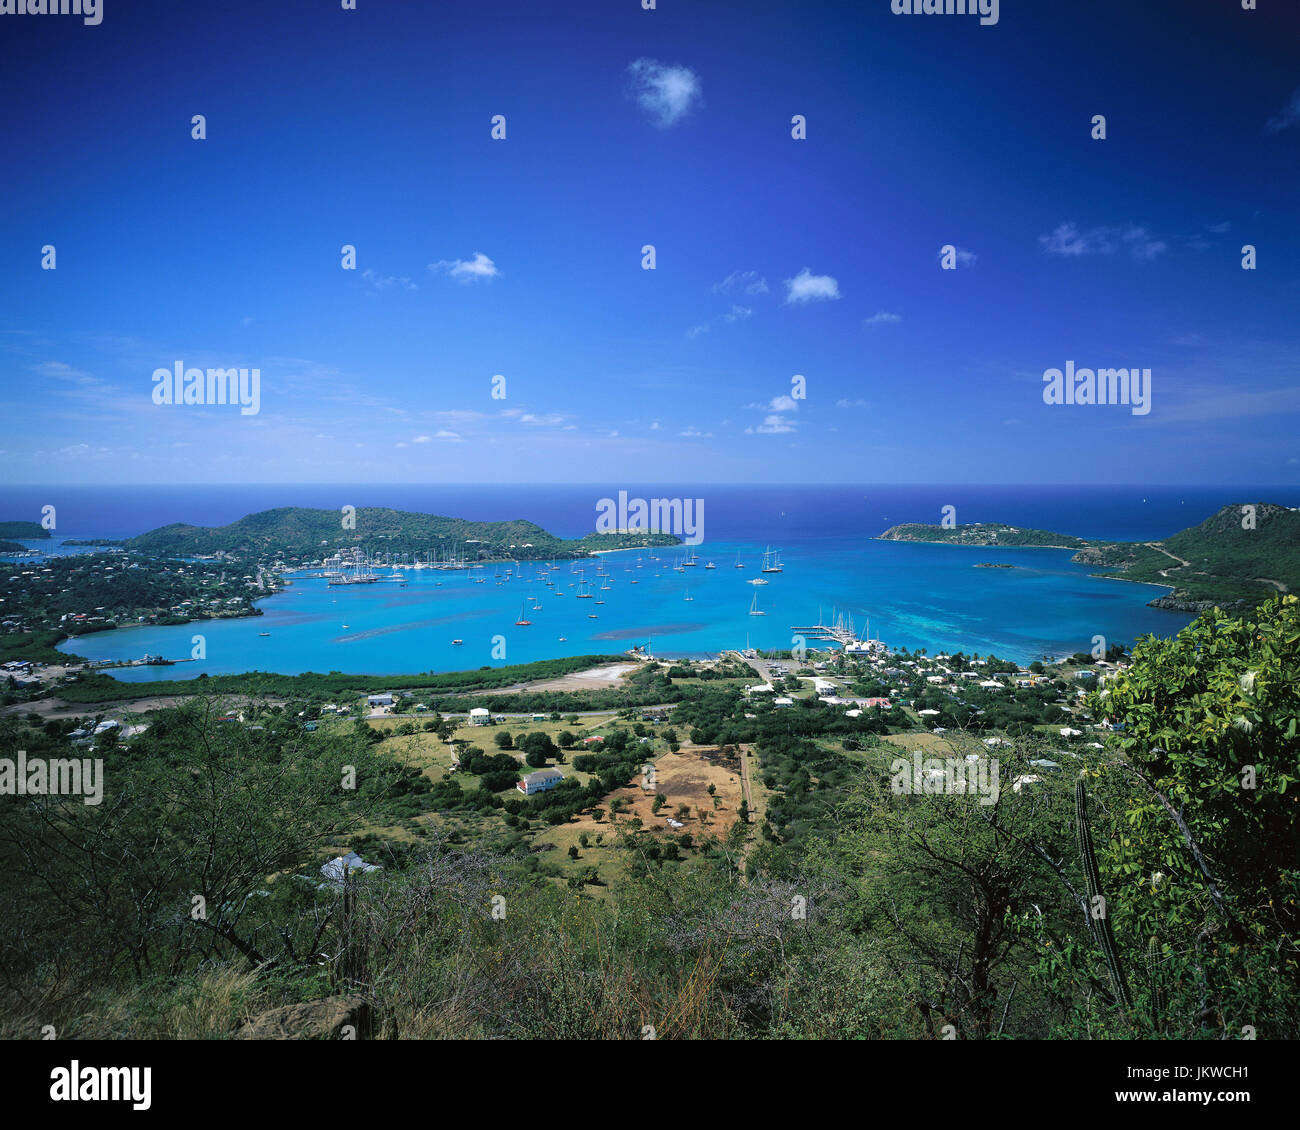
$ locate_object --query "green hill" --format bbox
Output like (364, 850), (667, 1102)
(127, 506), (678, 562)
(1087, 502), (1300, 610)
(877, 521), (1090, 549)
(881, 503), (1300, 610)
(0, 520), (51, 539)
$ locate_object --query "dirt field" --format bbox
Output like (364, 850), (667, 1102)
(0, 693), (287, 721)
(473, 661), (639, 695)
(549, 745), (745, 842)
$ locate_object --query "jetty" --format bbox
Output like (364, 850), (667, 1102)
(789, 608), (881, 654)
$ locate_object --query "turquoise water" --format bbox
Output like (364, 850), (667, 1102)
(59, 535), (1190, 679)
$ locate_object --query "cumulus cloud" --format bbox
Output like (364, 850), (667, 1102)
(428, 252), (500, 282)
(1039, 223), (1166, 262)
(784, 268), (840, 304)
(627, 59), (702, 128)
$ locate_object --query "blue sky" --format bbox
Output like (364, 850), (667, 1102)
(1, 0), (1298, 486)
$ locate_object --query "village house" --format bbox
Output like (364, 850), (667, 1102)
(517, 768), (564, 795)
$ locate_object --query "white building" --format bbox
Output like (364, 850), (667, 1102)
(517, 769), (564, 795)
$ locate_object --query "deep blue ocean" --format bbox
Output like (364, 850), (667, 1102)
(2, 483), (1296, 677)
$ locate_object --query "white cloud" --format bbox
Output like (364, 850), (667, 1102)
(519, 413), (567, 426)
(768, 394), (798, 412)
(679, 426), (713, 437)
(428, 252), (500, 282)
(784, 268), (840, 304)
(937, 246), (978, 268)
(745, 414), (796, 434)
(713, 270), (768, 296)
(1266, 85), (1300, 133)
(626, 58), (702, 128)
(688, 304), (752, 338)
(412, 435), (432, 443)
(1039, 223), (1166, 262)
(362, 268), (417, 292)
(835, 398), (868, 408)
(864, 311), (901, 327)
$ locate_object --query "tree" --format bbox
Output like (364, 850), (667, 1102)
(556, 730), (576, 749)
(493, 731), (513, 750)
(1077, 595), (1300, 1038)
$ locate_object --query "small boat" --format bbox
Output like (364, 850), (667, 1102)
(558, 636), (567, 641)
(258, 632), (271, 637)
(342, 624), (349, 629)
(683, 590), (693, 602)
(705, 561), (716, 570)
(749, 593), (766, 617)
(587, 613), (598, 619)
(749, 577), (768, 586)
(452, 639), (463, 646)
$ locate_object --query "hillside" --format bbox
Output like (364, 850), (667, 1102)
(1079, 502), (1300, 610)
(881, 503), (1300, 610)
(126, 506), (679, 563)
(0, 520), (51, 540)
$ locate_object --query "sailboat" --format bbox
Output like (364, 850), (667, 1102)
(576, 578), (594, 599)
(761, 546), (784, 574)
(705, 560), (716, 569)
(734, 551), (745, 569)
(682, 548), (698, 567)
(683, 589), (694, 602)
(514, 602), (532, 626)
(749, 592), (766, 616)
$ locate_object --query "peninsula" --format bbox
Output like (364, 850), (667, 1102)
(879, 502), (1300, 611)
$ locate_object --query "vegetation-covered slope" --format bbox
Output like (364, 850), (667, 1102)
(127, 506), (678, 562)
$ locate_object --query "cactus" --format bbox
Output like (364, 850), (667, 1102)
(1146, 935), (1167, 1032)
(1076, 779), (1132, 1010)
